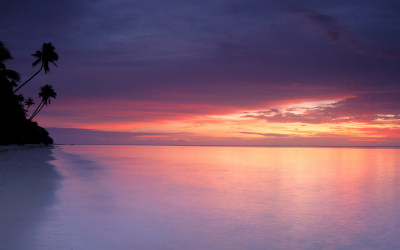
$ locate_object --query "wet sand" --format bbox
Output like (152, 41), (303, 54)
(0, 146), (62, 250)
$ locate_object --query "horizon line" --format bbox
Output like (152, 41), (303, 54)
(53, 144), (400, 148)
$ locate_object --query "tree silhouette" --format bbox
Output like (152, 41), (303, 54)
(13, 43), (58, 93)
(16, 94), (25, 104)
(24, 97), (35, 113)
(0, 42), (20, 88)
(0, 41), (12, 68)
(1, 41), (57, 145)
(29, 84), (57, 120)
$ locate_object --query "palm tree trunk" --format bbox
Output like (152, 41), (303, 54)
(13, 63), (43, 93)
(29, 103), (44, 120)
(29, 101), (44, 120)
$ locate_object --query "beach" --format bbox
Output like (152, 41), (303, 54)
(1, 145), (400, 249)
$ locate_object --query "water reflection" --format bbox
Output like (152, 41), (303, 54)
(4, 145), (400, 249)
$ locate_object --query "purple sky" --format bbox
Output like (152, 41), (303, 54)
(1, 0), (400, 145)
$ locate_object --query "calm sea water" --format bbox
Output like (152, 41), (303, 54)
(1, 145), (400, 249)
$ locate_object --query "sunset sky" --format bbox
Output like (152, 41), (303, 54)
(1, 0), (400, 146)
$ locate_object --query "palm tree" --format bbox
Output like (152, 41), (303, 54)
(13, 43), (58, 93)
(29, 84), (57, 120)
(24, 97), (35, 112)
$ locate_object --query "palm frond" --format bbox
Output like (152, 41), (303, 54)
(32, 58), (42, 67)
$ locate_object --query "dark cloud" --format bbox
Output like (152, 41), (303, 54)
(289, 6), (345, 42)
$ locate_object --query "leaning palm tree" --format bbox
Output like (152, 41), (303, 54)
(29, 84), (57, 120)
(14, 43), (58, 93)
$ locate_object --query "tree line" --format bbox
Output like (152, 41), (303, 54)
(1, 42), (58, 121)
(0, 41), (59, 144)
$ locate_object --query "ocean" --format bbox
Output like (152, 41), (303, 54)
(1, 145), (400, 249)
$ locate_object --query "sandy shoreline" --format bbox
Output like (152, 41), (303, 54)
(0, 144), (54, 152)
(0, 145), (62, 250)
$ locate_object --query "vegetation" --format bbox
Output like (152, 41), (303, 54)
(30, 84), (57, 121)
(0, 41), (59, 145)
(13, 43), (58, 93)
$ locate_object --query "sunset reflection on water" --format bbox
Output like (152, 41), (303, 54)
(36, 146), (400, 249)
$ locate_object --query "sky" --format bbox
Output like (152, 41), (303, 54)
(1, 0), (400, 146)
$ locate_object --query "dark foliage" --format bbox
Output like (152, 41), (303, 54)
(0, 42), (54, 145)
